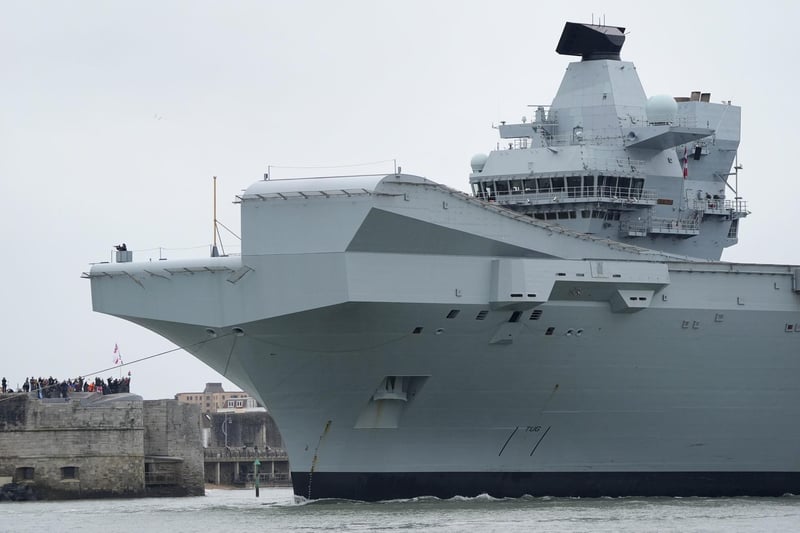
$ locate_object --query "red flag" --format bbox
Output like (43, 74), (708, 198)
(682, 145), (688, 179)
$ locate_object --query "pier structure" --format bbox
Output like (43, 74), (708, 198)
(203, 447), (290, 486)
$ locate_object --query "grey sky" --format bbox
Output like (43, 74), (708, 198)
(2, 0), (797, 399)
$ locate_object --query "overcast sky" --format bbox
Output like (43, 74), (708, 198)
(2, 0), (798, 399)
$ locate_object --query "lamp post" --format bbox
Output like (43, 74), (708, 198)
(222, 413), (230, 447)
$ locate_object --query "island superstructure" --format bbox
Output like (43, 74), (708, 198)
(86, 22), (800, 500)
(469, 22), (746, 261)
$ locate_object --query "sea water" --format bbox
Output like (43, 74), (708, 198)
(3, 488), (800, 532)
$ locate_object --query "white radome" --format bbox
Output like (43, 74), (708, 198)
(646, 94), (678, 125)
(470, 153), (488, 173)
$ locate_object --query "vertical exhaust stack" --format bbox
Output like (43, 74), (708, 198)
(555, 22), (626, 61)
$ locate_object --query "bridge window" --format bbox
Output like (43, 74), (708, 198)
(605, 176), (618, 195)
(567, 176), (581, 197)
(728, 220), (739, 238)
(618, 177), (631, 196)
(583, 175), (595, 196)
(537, 178), (552, 193)
(632, 178), (644, 196)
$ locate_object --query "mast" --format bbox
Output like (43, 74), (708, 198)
(211, 176), (219, 257)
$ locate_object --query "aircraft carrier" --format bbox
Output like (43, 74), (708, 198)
(86, 22), (800, 500)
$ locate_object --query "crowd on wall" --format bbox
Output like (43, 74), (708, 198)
(0, 376), (132, 398)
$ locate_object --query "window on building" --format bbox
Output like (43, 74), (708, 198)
(235, 400), (244, 408)
(15, 467), (34, 481)
(61, 466), (78, 480)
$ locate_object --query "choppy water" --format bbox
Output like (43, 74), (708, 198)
(3, 488), (800, 532)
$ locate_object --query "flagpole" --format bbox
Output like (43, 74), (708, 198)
(113, 343), (123, 379)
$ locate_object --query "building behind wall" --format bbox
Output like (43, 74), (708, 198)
(176, 382), (290, 487)
(175, 382), (256, 414)
(202, 409), (290, 486)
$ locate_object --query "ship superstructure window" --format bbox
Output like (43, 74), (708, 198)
(599, 175), (614, 196)
(474, 174), (644, 202)
(537, 177), (552, 193)
(509, 311), (522, 323)
(476, 310), (488, 320)
(728, 220), (739, 238)
(583, 175), (595, 196)
(567, 176), (581, 197)
(446, 309), (460, 319)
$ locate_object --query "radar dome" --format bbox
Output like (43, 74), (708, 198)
(470, 153), (488, 173)
(646, 94), (678, 125)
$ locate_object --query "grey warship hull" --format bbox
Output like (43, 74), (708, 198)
(88, 174), (800, 500)
(87, 22), (800, 500)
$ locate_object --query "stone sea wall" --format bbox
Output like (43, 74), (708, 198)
(0, 394), (203, 500)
